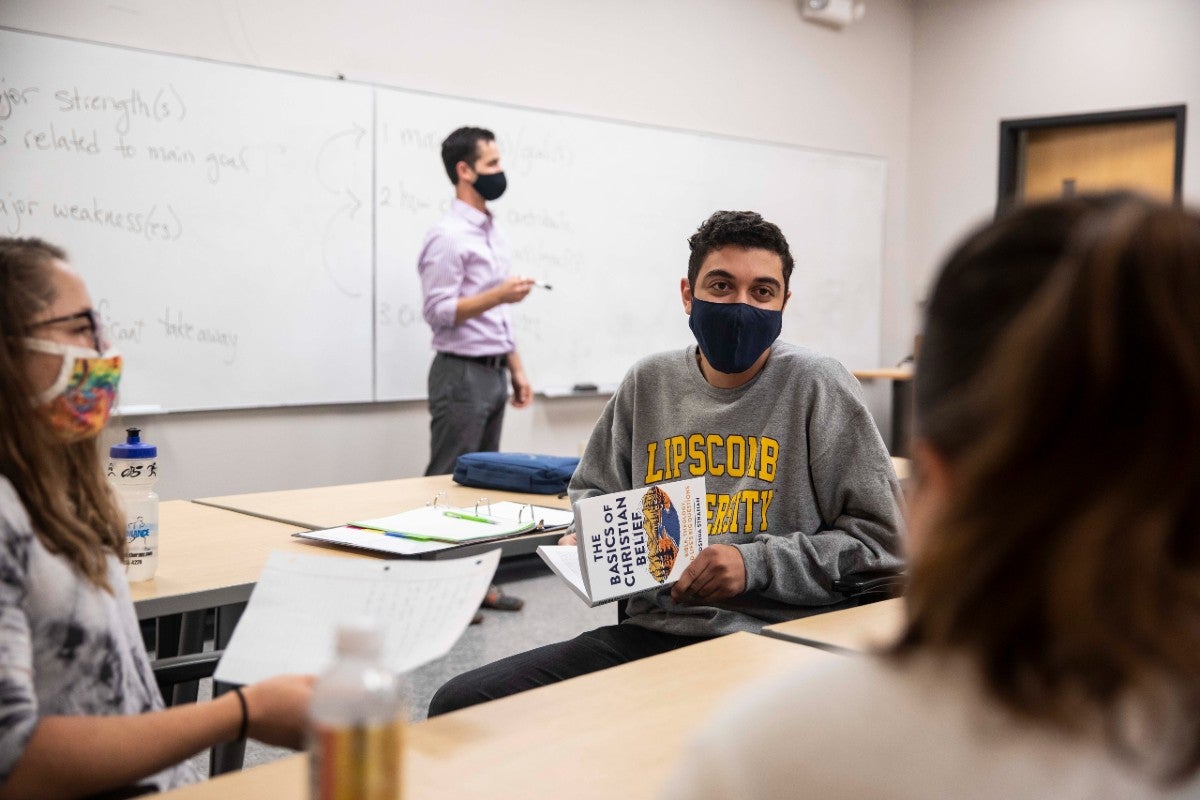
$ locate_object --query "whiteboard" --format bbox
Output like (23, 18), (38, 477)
(2, 29), (885, 410)
(0, 30), (373, 411)
(374, 89), (885, 399)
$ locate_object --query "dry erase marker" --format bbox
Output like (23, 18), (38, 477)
(443, 510), (497, 524)
(532, 280), (553, 290)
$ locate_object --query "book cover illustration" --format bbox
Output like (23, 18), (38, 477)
(642, 485), (681, 583)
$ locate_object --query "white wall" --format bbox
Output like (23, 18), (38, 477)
(2, 0), (918, 499)
(909, 0), (1200, 303)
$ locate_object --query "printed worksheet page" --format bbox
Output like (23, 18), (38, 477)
(214, 549), (499, 684)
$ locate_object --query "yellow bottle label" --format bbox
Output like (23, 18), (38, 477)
(310, 720), (403, 800)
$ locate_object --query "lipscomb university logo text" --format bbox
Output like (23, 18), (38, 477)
(644, 433), (779, 535)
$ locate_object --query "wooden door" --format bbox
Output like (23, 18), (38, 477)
(997, 106), (1185, 212)
(1021, 118), (1177, 202)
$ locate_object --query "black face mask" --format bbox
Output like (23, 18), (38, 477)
(688, 298), (783, 374)
(472, 170), (507, 201)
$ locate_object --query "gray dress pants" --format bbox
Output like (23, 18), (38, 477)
(424, 352), (508, 476)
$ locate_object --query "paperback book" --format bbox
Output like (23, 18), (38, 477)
(537, 477), (707, 607)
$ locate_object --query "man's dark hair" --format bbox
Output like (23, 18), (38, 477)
(441, 126), (495, 185)
(687, 211), (795, 292)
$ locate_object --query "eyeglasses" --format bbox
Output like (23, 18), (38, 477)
(28, 308), (108, 353)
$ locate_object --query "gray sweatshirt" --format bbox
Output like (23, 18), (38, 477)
(569, 342), (905, 637)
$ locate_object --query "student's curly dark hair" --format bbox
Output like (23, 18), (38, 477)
(687, 210), (795, 292)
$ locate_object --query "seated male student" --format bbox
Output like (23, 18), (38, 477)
(660, 194), (1200, 800)
(429, 210), (904, 716)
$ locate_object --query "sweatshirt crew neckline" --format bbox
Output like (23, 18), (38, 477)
(684, 343), (774, 399)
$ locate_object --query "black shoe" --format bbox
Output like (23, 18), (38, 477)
(481, 585), (524, 611)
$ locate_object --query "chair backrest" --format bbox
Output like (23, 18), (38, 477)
(831, 568), (907, 606)
(151, 651), (246, 776)
(152, 651), (222, 703)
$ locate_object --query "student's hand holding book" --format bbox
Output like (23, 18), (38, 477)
(540, 478), (709, 608)
(670, 545), (746, 604)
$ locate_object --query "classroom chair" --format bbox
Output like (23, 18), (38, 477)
(151, 643), (247, 776)
(614, 566), (905, 622)
(832, 567), (906, 606)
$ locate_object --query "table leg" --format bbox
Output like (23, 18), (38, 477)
(210, 602), (248, 776)
(169, 610), (207, 705)
(891, 379), (912, 457)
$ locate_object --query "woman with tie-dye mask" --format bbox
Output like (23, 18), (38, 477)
(0, 238), (312, 798)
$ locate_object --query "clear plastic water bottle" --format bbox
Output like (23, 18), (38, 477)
(309, 618), (404, 800)
(107, 427), (159, 582)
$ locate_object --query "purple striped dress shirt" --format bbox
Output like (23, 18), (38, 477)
(417, 199), (515, 356)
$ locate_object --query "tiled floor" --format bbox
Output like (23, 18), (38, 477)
(187, 555), (615, 777)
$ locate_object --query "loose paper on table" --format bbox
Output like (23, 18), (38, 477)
(214, 549), (499, 685)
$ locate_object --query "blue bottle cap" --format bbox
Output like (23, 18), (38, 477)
(110, 427), (157, 459)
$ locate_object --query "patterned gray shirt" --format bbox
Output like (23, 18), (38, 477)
(0, 476), (195, 791)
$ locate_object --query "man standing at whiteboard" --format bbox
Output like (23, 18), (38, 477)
(418, 126), (533, 616)
(418, 126), (534, 477)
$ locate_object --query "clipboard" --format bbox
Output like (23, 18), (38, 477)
(485, 501), (574, 532)
(352, 505), (537, 543)
(292, 494), (573, 556)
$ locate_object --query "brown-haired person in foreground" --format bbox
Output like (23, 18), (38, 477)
(661, 194), (1200, 799)
(0, 238), (313, 798)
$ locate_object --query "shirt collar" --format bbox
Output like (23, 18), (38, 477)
(452, 198), (491, 228)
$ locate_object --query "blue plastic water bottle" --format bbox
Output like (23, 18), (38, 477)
(107, 427), (160, 582)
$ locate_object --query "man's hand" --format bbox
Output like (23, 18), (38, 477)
(510, 368), (533, 408)
(455, 276), (533, 324)
(670, 545), (747, 604)
(558, 532), (577, 546)
(495, 275), (535, 304)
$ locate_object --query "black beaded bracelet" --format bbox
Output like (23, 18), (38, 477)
(232, 686), (249, 742)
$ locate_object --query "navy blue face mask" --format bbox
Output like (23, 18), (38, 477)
(688, 298), (783, 374)
(473, 170), (507, 201)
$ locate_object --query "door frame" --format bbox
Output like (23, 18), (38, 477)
(997, 104), (1186, 214)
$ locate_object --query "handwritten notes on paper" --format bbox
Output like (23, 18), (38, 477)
(214, 549), (499, 685)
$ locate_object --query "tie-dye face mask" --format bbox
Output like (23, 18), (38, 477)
(24, 338), (122, 442)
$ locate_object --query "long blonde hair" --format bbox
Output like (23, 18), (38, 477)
(899, 196), (1200, 783)
(0, 238), (126, 590)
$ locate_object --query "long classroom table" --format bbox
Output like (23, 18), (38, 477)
(195, 474), (570, 559)
(761, 597), (905, 654)
(128, 500), (366, 620)
(157, 631), (835, 800)
(136, 476), (565, 618)
(854, 368), (914, 457)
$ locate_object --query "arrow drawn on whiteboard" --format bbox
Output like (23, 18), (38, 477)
(344, 189), (362, 219)
(322, 189), (363, 297)
(315, 123), (367, 195)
